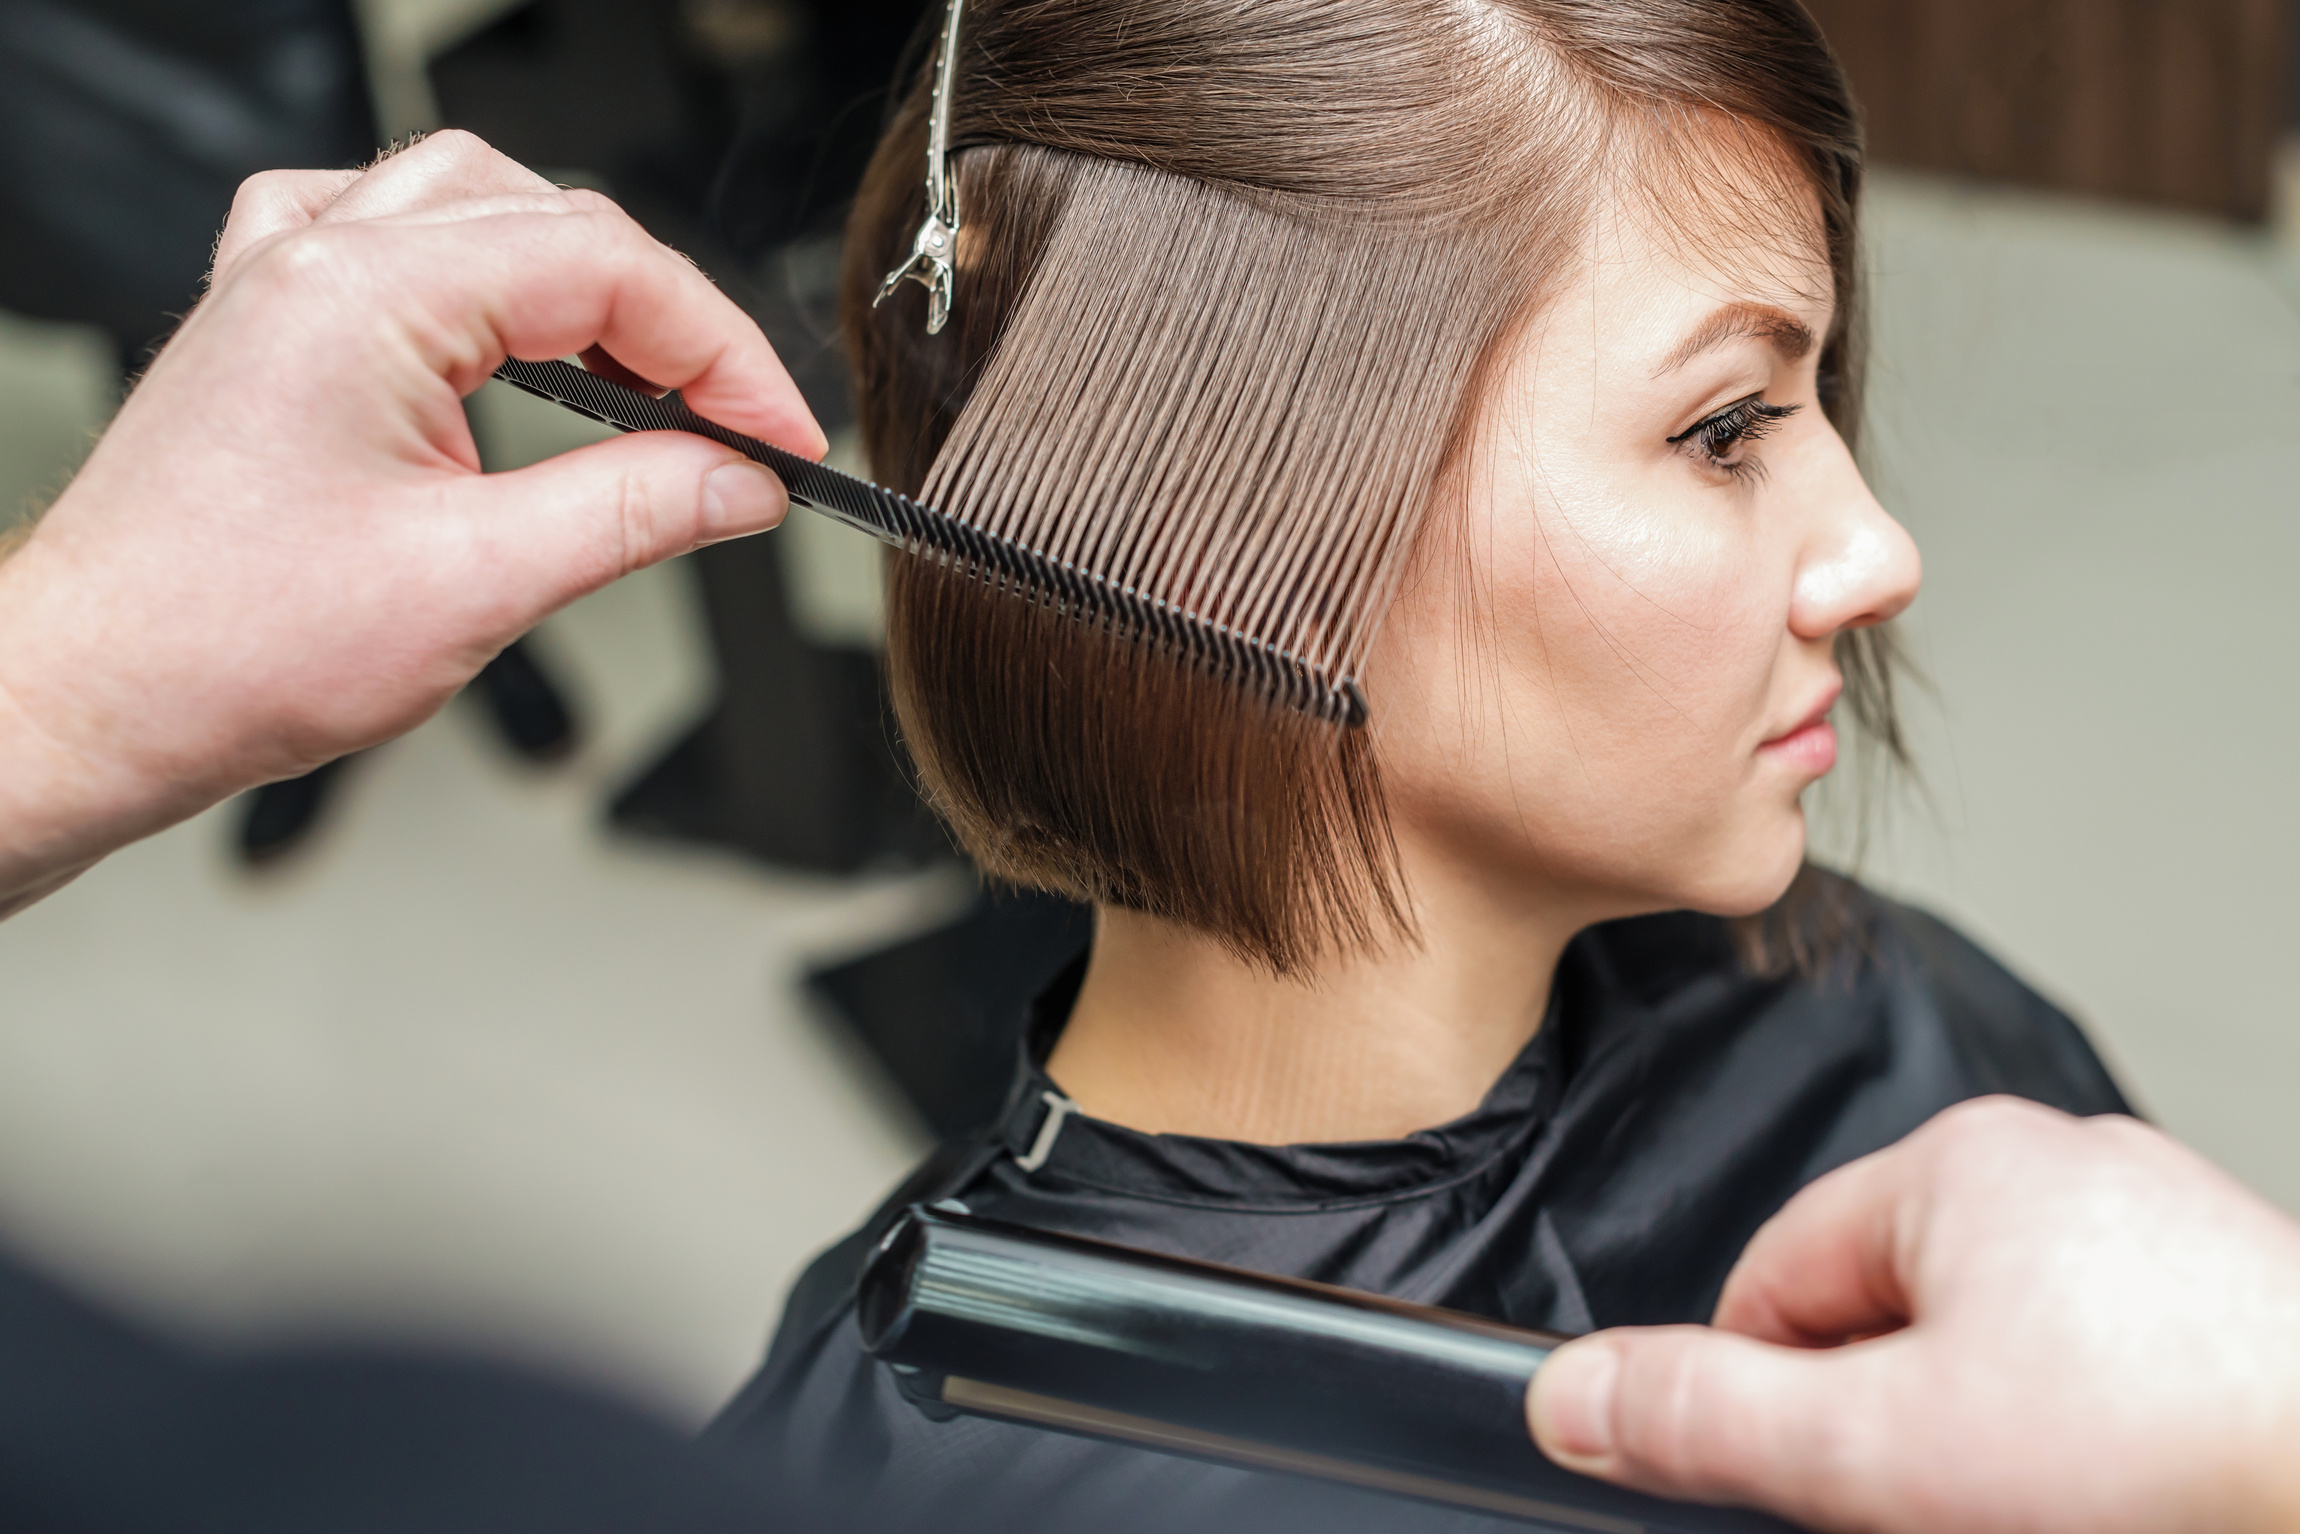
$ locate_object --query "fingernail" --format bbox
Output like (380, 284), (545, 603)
(1529, 1341), (1620, 1468)
(700, 461), (785, 542)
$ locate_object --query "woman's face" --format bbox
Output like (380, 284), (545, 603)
(1366, 178), (1921, 922)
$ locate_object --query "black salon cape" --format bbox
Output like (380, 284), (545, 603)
(708, 890), (2129, 1534)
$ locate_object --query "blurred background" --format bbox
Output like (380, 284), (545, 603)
(0, 0), (2294, 1425)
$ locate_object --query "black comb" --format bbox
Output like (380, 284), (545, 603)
(490, 357), (1368, 727)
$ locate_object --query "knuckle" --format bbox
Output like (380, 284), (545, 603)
(232, 167), (301, 207)
(1939, 1094), (2033, 1131)
(417, 126), (491, 166)
(257, 223), (355, 284)
(2083, 1112), (2172, 1167)
(1615, 1335), (1722, 1488)
(1637, 1347), (1702, 1472)
(612, 463), (662, 576)
(1916, 1098), (2104, 1211)
(228, 222), (367, 317)
(2086, 1110), (2156, 1144)
(1929, 1095), (2059, 1157)
(557, 186), (622, 220)
(568, 195), (662, 264)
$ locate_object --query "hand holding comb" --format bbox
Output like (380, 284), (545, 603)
(490, 355), (1368, 727)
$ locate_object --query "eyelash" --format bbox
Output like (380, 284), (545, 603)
(1668, 395), (1802, 478)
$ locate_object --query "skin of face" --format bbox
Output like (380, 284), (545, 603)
(1368, 180), (1920, 928)
(1053, 164), (1923, 1143)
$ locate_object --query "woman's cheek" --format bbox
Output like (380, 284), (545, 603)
(1559, 531), (1746, 711)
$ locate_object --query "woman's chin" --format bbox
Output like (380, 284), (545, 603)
(1678, 817), (1810, 918)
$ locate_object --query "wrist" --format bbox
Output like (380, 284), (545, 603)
(0, 536), (188, 912)
(0, 672), (126, 912)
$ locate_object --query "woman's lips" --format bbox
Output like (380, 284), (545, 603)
(1761, 686), (1843, 777)
(1761, 716), (1838, 776)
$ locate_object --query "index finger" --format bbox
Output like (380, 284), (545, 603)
(1711, 1143), (1916, 1347)
(316, 194), (824, 456)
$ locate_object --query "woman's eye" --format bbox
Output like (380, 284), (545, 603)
(1668, 395), (1802, 477)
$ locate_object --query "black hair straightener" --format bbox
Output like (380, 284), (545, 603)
(858, 1204), (1803, 1534)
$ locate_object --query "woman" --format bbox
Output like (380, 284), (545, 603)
(709, 2), (2127, 1529)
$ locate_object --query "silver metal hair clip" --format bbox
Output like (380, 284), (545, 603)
(874, 0), (966, 335)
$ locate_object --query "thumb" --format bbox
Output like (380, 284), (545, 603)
(460, 430), (789, 617)
(1528, 1328), (1891, 1528)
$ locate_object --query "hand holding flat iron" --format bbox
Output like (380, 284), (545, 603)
(1529, 1096), (2300, 1533)
(0, 130), (824, 915)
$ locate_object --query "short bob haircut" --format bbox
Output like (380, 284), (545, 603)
(846, 0), (1897, 975)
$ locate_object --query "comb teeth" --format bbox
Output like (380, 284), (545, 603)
(492, 358), (1367, 727)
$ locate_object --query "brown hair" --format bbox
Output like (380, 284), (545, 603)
(845, 0), (1887, 975)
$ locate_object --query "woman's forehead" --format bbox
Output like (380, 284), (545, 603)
(1493, 183), (1831, 406)
(1551, 153), (1835, 362)
(1595, 115), (1831, 293)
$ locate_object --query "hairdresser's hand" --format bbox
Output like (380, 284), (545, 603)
(0, 130), (823, 914)
(1527, 1097), (2300, 1534)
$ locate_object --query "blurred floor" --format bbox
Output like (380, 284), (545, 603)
(0, 166), (2295, 1422)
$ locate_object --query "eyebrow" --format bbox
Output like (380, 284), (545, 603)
(1657, 302), (1818, 375)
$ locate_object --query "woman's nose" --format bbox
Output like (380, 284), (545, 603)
(1790, 459), (1922, 640)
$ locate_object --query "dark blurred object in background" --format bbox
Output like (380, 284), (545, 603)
(236, 754), (354, 868)
(428, 0), (728, 242)
(0, 0), (376, 373)
(812, 889), (1092, 1140)
(704, 0), (934, 262)
(1805, 0), (2293, 224)
(609, 526), (947, 874)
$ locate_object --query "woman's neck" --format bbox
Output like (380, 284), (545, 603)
(1047, 853), (1594, 1144)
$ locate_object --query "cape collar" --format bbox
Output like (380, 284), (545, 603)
(986, 953), (1569, 1209)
